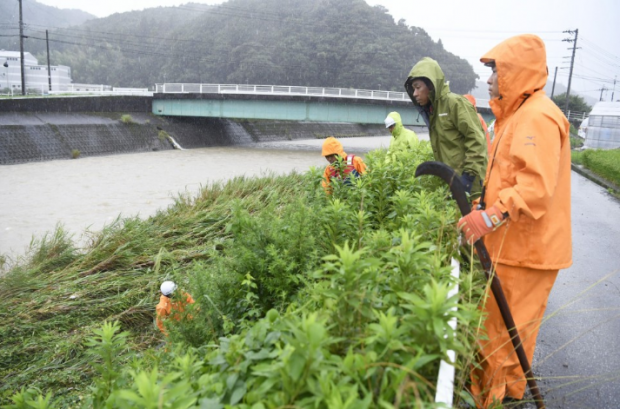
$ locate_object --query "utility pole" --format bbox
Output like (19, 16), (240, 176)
(18, 0), (26, 95)
(599, 86), (606, 101)
(46, 30), (52, 92)
(562, 28), (579, 115)
(551, 66), (558, 98)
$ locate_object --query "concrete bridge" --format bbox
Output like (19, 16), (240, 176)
(152, 83), (492, 125)
(0, 84), (492, 164)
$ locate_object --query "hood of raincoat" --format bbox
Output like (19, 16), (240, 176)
(322, 136), (346, 157)
(386, 111), (406, 136)
(463, 94), (478, 111)
(407, 57), (450, 107)
(481, 34), (548, 121)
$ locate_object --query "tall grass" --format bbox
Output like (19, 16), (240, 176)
(577, 149), (620, 186)
(0, 144), (485, 407)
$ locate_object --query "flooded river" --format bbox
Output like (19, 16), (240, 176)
(0, 136), (401, 256)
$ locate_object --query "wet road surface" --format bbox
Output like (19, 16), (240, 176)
(534, 171), (620, 409)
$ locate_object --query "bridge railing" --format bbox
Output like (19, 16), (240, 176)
(155, 83), (410, 102)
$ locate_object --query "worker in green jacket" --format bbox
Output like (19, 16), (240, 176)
(384, 111), (419, 162)
(405, 57), (488, 197)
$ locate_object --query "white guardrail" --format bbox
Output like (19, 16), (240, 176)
(49, 85), (152, 96)
(155, 83), (410, 102)
(0, 84), (153, 97)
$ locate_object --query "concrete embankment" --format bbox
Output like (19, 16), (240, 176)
(0, 96), (418, 165)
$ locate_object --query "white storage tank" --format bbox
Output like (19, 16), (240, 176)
(584, 102), (620, 149)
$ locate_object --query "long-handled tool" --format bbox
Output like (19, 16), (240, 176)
(415, 161), (545, 409)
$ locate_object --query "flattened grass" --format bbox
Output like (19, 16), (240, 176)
(0, 173), (308, 404)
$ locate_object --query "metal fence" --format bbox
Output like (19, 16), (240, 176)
(155, 83), (410, 102)
(565, 110), (588, 122)
(1, 84), (153, 97)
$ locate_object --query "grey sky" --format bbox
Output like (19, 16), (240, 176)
(35, 0), (620, 101)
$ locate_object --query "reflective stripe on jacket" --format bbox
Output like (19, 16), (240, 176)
(327, 154), (360, 181)
(321, 137), (366, 192)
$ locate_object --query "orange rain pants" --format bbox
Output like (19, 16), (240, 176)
(469, 264), (558, 407)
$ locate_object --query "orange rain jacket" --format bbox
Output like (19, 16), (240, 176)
(156, 292), (195, 335)
(321, 137), (366, 191)
(463, 94), (491, 154)
(480, 34), (572, 270)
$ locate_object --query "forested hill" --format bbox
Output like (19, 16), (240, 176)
(0, 0), (95, 50)
(6, 0), (478, 93)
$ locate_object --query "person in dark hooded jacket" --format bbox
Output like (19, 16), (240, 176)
(405, 58), (488, 198)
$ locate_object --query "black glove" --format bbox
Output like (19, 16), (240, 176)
(460, 172), (475, 195)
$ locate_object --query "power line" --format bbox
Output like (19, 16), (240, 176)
(26, 35), (413, 79)
(557, 72), (615, 85)
(580, 37), (620, 62)
(576, 61), (616, 82)
(22, 22), (212, 44)
(8, 4), (495, 87)
(579, 48), (620, 71)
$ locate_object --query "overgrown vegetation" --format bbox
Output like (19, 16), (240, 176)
(572, 148), (620, 187)
(0, 144), (485, 408)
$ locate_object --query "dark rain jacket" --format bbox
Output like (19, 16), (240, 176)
(407, 58), (488, 195)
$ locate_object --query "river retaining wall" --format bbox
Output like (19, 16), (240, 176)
(0, 96), (419, 165)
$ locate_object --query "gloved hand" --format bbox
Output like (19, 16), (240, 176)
(460, 172), (476, 195)
(457, 205), (507, 244)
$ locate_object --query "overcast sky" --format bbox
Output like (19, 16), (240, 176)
(34, 0), (620, 102)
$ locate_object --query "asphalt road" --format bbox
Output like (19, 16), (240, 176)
(533, 171), (620, 409)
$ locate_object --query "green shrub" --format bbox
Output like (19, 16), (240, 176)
(158, 129), (170, 141)
(571, 150), (584, 165)
(570, 136), (583, 149)
(71, 149), (80, 159)
(581, 149), (620, 186)
(569, 123), (578, 136)
(120, 114), (134, 124)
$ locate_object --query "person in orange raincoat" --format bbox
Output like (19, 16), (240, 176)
(457, 34), (572, 408)
(321, 136), (366, 193)
(156, 280), (195, 336)
(463, 94), (492, 154)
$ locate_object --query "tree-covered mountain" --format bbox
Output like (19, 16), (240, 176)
(0, 0), (95, 52)
(6, 0), (479, 93)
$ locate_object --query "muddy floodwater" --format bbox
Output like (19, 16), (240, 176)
(0, 136), (403, 256)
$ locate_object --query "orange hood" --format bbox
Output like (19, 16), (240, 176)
(463, 94), (477, 111)
(481, 34), (548, 121)
(322, 136), (346, 157)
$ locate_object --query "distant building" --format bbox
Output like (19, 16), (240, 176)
(1, 50), (74, 92)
